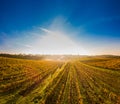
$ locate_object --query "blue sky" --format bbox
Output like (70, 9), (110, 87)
(0, 0), (120, 55)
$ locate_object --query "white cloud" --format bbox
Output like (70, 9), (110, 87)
(28, 27), (89, 55)
(40, 27), (52, 33)
(0, 16), (90, 55)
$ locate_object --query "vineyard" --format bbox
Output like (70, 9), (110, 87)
(0, 56), (120, 104)
(81, 56), (120, 71)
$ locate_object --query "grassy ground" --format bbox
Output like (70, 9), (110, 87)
(0, 56), (120, 104)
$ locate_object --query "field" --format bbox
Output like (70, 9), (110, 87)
(0, 55), (120, 104)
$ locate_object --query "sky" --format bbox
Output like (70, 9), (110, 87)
(0, 0), (120, 55)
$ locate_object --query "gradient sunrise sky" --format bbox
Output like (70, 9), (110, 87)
(0, 0), (120, 55)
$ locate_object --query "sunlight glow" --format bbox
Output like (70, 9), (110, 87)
(28, 28), (89, 55)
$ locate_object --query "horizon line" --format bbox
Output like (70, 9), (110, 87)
(0, 52), (120, 56)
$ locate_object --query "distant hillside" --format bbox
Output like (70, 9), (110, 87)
(0, 53), (44, 60)
(0, 53), (119, 60)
